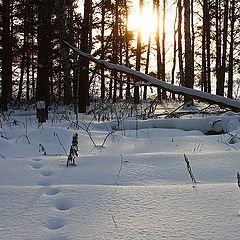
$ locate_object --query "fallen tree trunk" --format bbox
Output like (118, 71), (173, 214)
(101, 114), (240, 135)
(63, 40), (240, 112)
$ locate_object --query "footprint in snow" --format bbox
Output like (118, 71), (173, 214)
(40, 169), (53, 177)
(31, 158), (42, 162)
(46, 188), (61, 196)
(37, 179), (52, 186)
(54, 198), (73, 211)
(46, 218), (65, 230)
(48, 235), (71, 240)
(30, 161), (44, 169)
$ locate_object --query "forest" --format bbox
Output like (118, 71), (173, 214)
(1, 0), (240, 113)
(2, 1), (240, 239)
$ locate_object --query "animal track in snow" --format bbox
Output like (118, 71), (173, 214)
(46, 188), (61, 196)
(31, 158), (42, 162)
(30, 161), (44, 169)
(37, 179), (52, 186)
(40, 170), (53, 177)
(46, 218), (65, 230)
(48, 235), (71, 240)
(54, 198), (73, 211)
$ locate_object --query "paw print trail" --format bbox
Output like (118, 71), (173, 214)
(29, 157), (73, 239)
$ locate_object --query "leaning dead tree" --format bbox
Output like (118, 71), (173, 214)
(63, 41), (240, 112)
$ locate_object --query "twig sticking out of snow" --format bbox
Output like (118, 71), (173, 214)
(15, 135), (31, 144)
(54, 132), (67, 156)
(116, 155), (128, 182)
(101, 129), (117, 147)
(117, 155), (124, 177)
(0, 131), (8, 140)
(165, 101), (192, 118)
(111, 214), (118, 228)
(237, 172), (240, 189)
(183, 154), (197, 187)
(78, 121), (97, 147)
(135, 118), (139, 138)
(79, 120), (118, 147)
(237, 172), (240, 216)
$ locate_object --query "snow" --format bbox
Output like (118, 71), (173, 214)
(1, 107), (240, 239)
(36, 101), (46, 109)
(97, 114), (240, 135)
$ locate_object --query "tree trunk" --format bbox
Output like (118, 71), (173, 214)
(143, 0), (154, 100)
(206, 0), (211, 93)
(36, 0), (52, 108)
(25, 0), (31, 101)
(155, 0), (162, 101)
(78, 0), (91, 113)
(183, 0), (194, 102)
(144, 33), (152, 100)
(17, 53), (25, 102)
(228, 0), (236, 99)
(177, 0), (184, 86)
(134, 0), (143, 104)
(100, 1), (105, 99)
(190, 0), (195, 85)
(113, 0), (119, 103)
(215, 0), (222, 96)
(171, 5), (178, 100)
(67, 1), (77, 107)
(1, 0), (13, 110)
(55, 0), (72, 104)
(30, 2), (36, 100)
(26, 12), (31, 102)
(162, 0), (167, 99)
(119, 12), (123, 100)
(17, 44), (26, 101)
(17, 3), (29, 101)
(202, 0), (207, 92)
(125, 0), (131, 100)
(217, 0), (229, 96)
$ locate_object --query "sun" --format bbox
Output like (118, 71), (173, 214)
(128, 2), (156, 43)
(128, 1), (175, 45)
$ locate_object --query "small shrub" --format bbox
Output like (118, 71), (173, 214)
(67, 133), (78, 167)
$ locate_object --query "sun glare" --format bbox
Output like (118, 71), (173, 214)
(128, 1), (175, 45)
(128, 3), (156, 42)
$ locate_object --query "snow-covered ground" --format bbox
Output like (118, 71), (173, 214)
(1, 108), (240, 240)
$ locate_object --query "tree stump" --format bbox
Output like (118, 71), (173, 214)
(36, 101), (46, 124)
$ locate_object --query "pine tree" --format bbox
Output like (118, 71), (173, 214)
(78, 0), (92, 113)
(183, 0), (194, 102)
(134, 0), (143, 104)
(36, 0), (53, 108)
(1, 0), (12, 110)
(54, 0), (72, 104)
